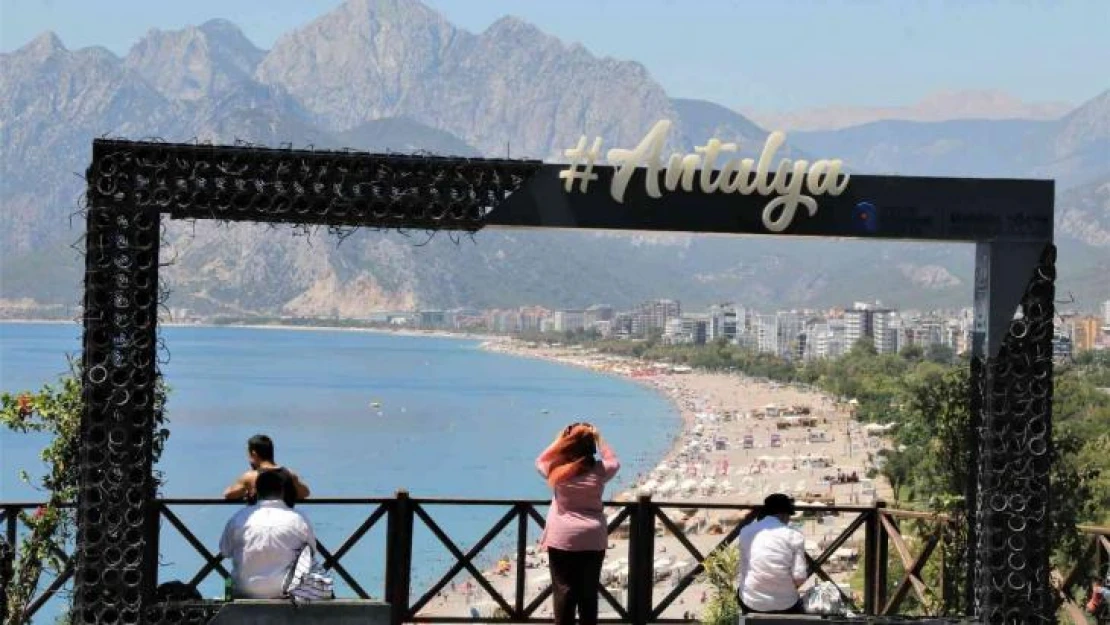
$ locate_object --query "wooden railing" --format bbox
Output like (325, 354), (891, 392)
(2, 497), (1107, 624)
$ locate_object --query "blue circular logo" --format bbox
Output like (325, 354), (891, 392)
(856, 201), (878, 232)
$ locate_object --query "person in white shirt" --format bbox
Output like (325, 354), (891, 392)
(736, 493), (807, 614)
(219, 470), (316, 599)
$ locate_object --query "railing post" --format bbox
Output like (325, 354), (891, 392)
(1, 506), (14, 624)
(863, 502), (878, 615)
(385, 490), (414, 625)
(143, 498), (161, 601)
(875, 501), (889, 613)
(627, 494), (655, 625)
(515, 504), (527, 617)
(4, 505), (15, 549)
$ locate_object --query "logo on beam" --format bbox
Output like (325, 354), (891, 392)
(559, 120), (850, 232)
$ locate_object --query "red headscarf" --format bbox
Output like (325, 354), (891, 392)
(546, 424), (599, 486)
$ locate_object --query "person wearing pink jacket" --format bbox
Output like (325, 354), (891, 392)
(535, 422), (620, 625)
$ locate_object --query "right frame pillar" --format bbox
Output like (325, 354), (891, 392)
(969, 242), (1056, 624)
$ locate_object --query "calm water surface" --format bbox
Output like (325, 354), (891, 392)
(0, 322), (678, 619)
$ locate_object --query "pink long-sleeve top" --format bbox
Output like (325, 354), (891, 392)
(536, 442), (620, 552)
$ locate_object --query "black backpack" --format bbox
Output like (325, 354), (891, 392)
(155, 581), (202, 602)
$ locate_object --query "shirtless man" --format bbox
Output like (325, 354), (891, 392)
(223, 434), (310, 506)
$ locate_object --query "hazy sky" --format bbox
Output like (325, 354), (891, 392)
(1, 0), (1106, 111)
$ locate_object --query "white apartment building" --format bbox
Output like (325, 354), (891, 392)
(631, 299), (681, 337)
(872, 311), (900, 354)
(776, 311), (806, 359)
(756, 314), (778, 354)
(707, 304), (739, 343)
(552, 310), (586, 332)
(843, 308), (869, 349)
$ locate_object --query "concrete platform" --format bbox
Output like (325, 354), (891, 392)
(209, 599), (390, 625)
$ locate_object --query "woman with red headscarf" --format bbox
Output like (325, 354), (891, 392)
(535, 422), (620, 625)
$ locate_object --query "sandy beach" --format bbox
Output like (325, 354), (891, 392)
(419, 338), (895, 620)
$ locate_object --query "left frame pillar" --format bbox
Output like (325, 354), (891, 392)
(75, 155), (162, 625)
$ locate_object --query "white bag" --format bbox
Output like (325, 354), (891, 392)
(802, 581), (846, 615)
(283, 545), (335, 602)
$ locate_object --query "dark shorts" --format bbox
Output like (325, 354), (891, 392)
(737, 592), (804, 615)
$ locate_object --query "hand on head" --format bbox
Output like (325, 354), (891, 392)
(563, 421), (596, 437)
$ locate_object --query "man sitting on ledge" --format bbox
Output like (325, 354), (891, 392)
(736, 493), (807, 614)
(220, 470), (317, 599)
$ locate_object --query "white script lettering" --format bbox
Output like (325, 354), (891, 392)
(566, 119), (850, 232)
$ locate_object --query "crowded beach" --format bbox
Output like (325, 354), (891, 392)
(418, 339), (897, 620)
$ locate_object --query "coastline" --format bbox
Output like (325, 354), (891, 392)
(0, 318), (499, 342)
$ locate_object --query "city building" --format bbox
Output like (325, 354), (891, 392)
(776, 311), (806, 359)
(707, 303), (738, 343)
(585, 304), (614, 328)
(872, 311), (899, 354)
(610, 313), (634, 338)
(519, 306), (550, 333)
(630, 299), (681, 337)
(552, 310), (587, 333)
(1052, 333), (1073, 362)
(1067, 315), (1101, 352)
(755, 314), (778, 354)
(842, 301), (897, 352)
(418, 310), (446, 328)
(843, 308), (869, 350)
(663, 318), (687, 344)
(663, 315), (709, 345)
(488, 309), (522, 334)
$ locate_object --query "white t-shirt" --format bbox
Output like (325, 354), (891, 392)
(737, 516), (807, 612)
(219, 500), (317, 599)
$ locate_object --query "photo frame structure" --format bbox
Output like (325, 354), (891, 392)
(78, 138), (1055, 624)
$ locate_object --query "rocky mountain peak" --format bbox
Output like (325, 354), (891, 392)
(255, 0), (461, 130)
(482, 15), (546, 41)
(15, 32), (68, 60)
(124, 20), (264, 101)
(1054, 89), (1110, 150)
(197, 18), (252, 40)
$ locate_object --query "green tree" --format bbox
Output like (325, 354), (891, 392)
(698, 545), (739, 625)
(0, 366), (169, 625)
(924, 343), (955, 365)
(899, 344), (925, 362)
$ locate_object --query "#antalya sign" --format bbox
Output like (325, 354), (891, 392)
(558, 120), (850, 232)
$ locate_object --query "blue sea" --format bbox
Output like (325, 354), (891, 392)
(0, 322), (678, 621)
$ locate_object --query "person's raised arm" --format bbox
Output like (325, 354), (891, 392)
(535, 430), (565, 477)
(223, 471), (254, 500)
(596, 433), (620, 481)
(289, 471), (311, 499)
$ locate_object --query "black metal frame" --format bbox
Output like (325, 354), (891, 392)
(75, 138), (1056, 624)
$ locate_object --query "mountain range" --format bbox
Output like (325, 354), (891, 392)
(1, 0), (1107, 319)
(746, 89), (1075, 132)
